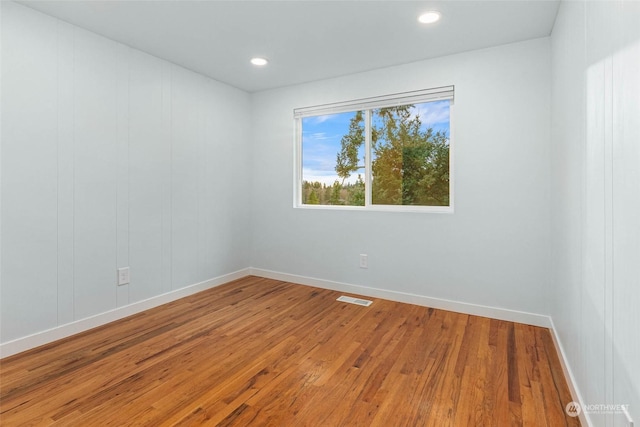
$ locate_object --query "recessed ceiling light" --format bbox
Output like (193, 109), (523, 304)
(250, 57), (269, 66)
(418, 11), (441, 24)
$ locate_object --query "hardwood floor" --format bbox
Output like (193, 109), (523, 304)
(0, 276), (579, 426)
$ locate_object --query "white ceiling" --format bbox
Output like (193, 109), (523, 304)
(18, 0), (560, 93)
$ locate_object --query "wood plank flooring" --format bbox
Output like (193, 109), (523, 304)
(0, 276), (580, 426)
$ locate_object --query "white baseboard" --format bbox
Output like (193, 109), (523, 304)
(2, 265), (585, 426)
(548, 317), (591, 427)
(249, 268), (552, 328)
(3, 265), (587, 427)
(252, 269), (591, 423)
(0, 268), (251, 359)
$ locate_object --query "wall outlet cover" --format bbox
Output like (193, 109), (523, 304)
(359, 254), (368, 269)
(117, 267), (130, 286)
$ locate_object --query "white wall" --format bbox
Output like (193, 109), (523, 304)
(1, 2), (251, 344)
(4, 2), (639, 424)
(551, 1), (640, 426)
(250, 38), (551, 316)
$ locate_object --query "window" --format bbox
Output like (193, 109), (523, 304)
(295, 86), (454, 212)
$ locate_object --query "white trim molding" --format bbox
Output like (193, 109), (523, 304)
(294, 87), (455, 213)
(293, 86), (454, 118)
(548, 317), (591, 427)
(0, 268), (251, 359)
(249, 268), (552, 328)
(2, 264), (586, 425)
(251, 268), (588, 424)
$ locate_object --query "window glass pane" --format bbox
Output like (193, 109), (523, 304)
(371, 100), (450, 206)
(301, 111), (365, 206)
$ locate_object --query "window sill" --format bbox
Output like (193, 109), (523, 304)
(294, 204), (454, 214)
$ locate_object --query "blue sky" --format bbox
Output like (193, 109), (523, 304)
(302, 100), (450, 186)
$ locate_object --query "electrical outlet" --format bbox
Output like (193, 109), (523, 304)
(117, 267), (130, 286)
(359, 254), (368, 269)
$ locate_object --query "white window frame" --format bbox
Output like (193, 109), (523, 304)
(294, 86), (455, 213)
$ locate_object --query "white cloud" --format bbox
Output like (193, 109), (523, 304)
(309, 132), (330, 140)
(312, 114), (339, 124)
(411, 101), (450, 127)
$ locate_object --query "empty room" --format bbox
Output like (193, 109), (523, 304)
(1, 0), (638, 425)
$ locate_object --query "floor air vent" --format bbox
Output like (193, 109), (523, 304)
(337, 296), (373, 307)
